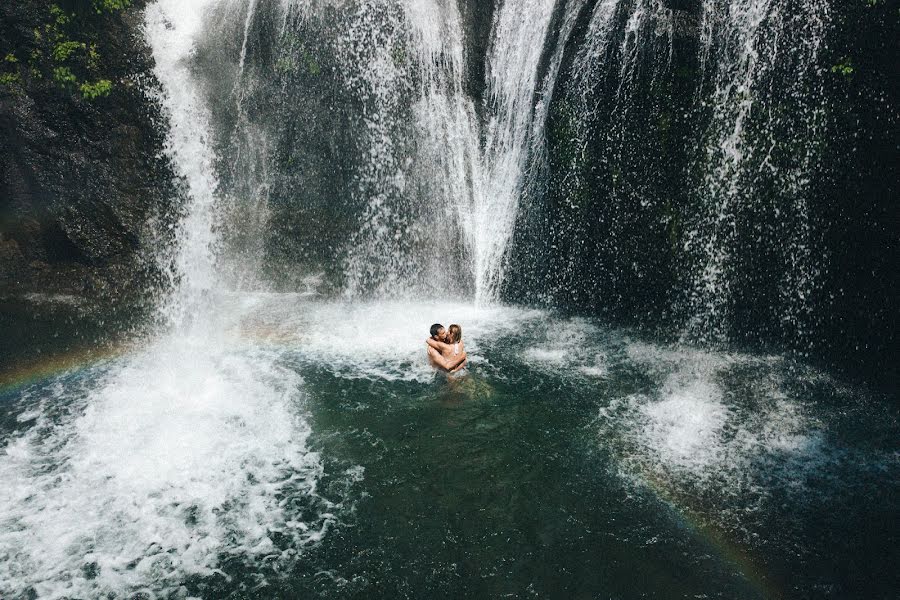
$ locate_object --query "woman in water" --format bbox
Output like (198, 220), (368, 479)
(426, 323), (467, 373)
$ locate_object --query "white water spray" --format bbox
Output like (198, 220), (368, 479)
(335, 0), (567, 303)
(146, 0), (222, 326)
(468, 0), (557, 302)
(684, 0), (829, 343)
(0, 3), (331, 597)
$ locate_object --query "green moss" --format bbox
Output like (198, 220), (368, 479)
(93, 0), (132, 13)
(275, 57), (297, 74)
(307, 56), (321, 76)
(0, 71), (22, 86)
(87, 43), (100, 71)
(49, 4), (71, 26)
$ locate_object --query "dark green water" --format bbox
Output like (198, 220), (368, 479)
(278, 373), (764, 598)
(1, 299), (896, 599)
(278, 331), (895, 598)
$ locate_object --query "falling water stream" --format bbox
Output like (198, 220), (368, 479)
(0, 1), (896, 598)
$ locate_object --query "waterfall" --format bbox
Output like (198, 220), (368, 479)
(509, 0), (678, 306)
(684, 0), (830, 345)
(145, 0), (223, 326)
(140, 0), (832, 348)
(404, 0), (483, 297)
(221, 0), (276, 290)
(495, 0), (833, 350)
(468, 0), (557, 302)
(337, 1), (420, 297)
(317, 0), (564, 303)
(341, 0), (569, 302)
(398, 0), (568, 303)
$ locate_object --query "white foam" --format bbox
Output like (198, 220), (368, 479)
(0, 333), (326, 599)
(639, 374), (729, 472)
(519, 318), (611, 378)
(0, 3), (343, 598)
(244, 298), (541, 382)
(579, 358), (609, 378)
(594, 344), (843, 534)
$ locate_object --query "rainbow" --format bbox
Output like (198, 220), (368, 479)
(0, 343), (126, 395)
(635, 468), (783, 599)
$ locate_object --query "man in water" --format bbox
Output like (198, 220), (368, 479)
(426, 323), (467, 372)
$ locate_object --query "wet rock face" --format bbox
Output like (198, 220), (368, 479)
(661, 0), (701, 39)
(0, 1), (180, 307)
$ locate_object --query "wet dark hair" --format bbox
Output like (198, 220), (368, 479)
(430, 323), (444, 337)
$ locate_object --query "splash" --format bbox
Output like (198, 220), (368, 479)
(0, 338), (327, 598)
(0, 2), (334, 596)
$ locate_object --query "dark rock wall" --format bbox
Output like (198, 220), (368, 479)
(0, 1), (180, 309)
(812, 0), (899, 389)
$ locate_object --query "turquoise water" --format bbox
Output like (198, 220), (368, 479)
(1, 298), (896, 598)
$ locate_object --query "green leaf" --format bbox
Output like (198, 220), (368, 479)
(80, 79), (113, 99)
(52, 41), (85, 63)
(53, 65), (77, 85)
(92, 0), (132, 13)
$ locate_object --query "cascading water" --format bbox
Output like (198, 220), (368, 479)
(0, 2), (331, 597)
(683, 0), (830, 345)
(504, 0), (834, 355)
(1, 1), (895, 597)
(149, 0), (221, 326)
(224, 0), (567, 303)
(508, 0), (684, 309)
(466, 0), (557, 302)
(404, 0), (483, 298)
(336, 0), (563, 302)
(219, 0), (276, 290)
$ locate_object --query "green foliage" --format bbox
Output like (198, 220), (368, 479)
(87, 44), (100, 70)
(93, 0), (132, 13)
(307, 56), (321, 76)
(831, 58), (854, 77)
(53, 65), (77, 85)
(2, 53), (19, 86)
(277, 34), (322, 78)
(275, 57), (298, 74)
(80, 79), (112, 99)
(0, 71), (22, 86)
(3, 2), (131, 100)
(49, 4), (70, 26)
(52, 41), (86, 62)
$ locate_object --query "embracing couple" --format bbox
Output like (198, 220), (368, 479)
(426, 323), (467, 373)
